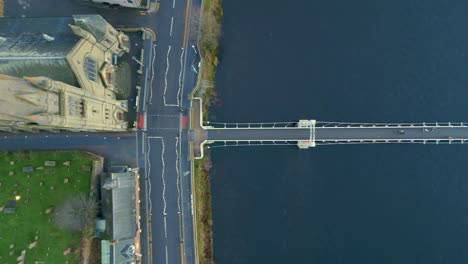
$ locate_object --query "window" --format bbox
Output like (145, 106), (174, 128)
(84, 57), (97, 82)
(127, 0), (134, 3)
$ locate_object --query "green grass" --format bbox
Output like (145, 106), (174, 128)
(0, 151), (95, 264)
(195, 0), (222, 121)
(194, 158), (214, 264)
(192, 0), (222, 263)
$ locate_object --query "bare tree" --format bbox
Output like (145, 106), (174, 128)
(200, 11), (221, 54)
(54, 194), (98, 231)
(189, 5), (201, 43)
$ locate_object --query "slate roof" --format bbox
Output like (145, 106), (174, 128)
(0, 15), (113, 87)
(101, 168), (136, 241)
(101, 238), (136, 264)
(0, 16), (79, 86)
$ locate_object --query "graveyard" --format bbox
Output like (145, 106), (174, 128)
(0, 150), (97, 264)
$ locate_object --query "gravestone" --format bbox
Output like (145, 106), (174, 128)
(44, 161), (56, 167)
(9, 161), (14, 166)
(64, 178), (69, 184)
(3, 207), (15, 214)
(63, 248), (71, 255)
(44, 168), (55, 174)
(80, 165), (92, 172)
(9, 171), (14, 176)
(22, 166), (33, 173)
(28, 241), (37, 249)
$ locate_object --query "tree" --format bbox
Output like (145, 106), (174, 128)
(189, 5), (201, 43)
(200, 11), (221, 54)
(54, 194), (98, 231)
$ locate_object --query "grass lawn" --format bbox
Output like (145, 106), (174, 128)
(194, 158), (214, 264)
(0, 151), (95, 264)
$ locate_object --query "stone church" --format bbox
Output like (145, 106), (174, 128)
(0, 15), (131, 132)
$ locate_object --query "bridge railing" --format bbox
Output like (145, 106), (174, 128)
(316, 121), (468, 128)
(207, 140), (297, 149)
(206, 138), (468, 149)
(203, 121), (468, 129)
(204, 121), (298, 129)
(315, 139), (468, 145)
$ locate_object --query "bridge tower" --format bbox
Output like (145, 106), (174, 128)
(297, 120), (317, 149)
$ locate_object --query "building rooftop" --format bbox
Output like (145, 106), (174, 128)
(101, 168), (137, 241)
(0, 15), (130, 132)
(0, 15), (130, 89)
(0, 17), (79, 86)
(101, 238), (136, 264)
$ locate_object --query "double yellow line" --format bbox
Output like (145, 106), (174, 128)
(182, 0), (191, 46)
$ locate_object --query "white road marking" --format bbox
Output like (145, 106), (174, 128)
(177, 48), (184, 106)
(175, 137), (181, 213)
(147, 114), (180, 117)
(166, 246), (169, 264)
(163, 46), (181, 107)
(146, 136), (153, 216)
(170, 17), (174, 37)
(148, 137), (167, 218)
(163, 46), (171, 106)
(173, 0), (176, 8)
(160, 138), (167, 217)
(164, 217), (167, 238)
(149, 43), (156, 103)
(148, 127), (179, 130)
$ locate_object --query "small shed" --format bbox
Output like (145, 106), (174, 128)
(95, 219), (106, 238)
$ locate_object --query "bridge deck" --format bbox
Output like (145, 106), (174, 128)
(315, 126), (468, 141)
(190, 98), (468, 159)
(205, 126), (468, 142)
(207, 128), (310, 141)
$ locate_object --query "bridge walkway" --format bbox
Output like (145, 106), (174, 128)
(189, 98), (468, 158)
(207, 126), (468, 142)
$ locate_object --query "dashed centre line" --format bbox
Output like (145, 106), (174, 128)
(170, 17), (174, 37)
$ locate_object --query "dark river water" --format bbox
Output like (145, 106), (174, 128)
(210, 1), (468, 263)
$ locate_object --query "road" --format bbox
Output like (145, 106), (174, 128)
(3, 0), (202, 263)
(0, 132), (137, 165)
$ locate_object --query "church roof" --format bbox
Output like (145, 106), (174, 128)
(0, 17), (79, 86)
(0, 15), (115, 87)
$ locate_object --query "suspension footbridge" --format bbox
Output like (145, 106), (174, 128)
(190, 98), (468, 158)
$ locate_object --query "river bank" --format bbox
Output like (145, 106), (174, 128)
(191, 0), (222, 263)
